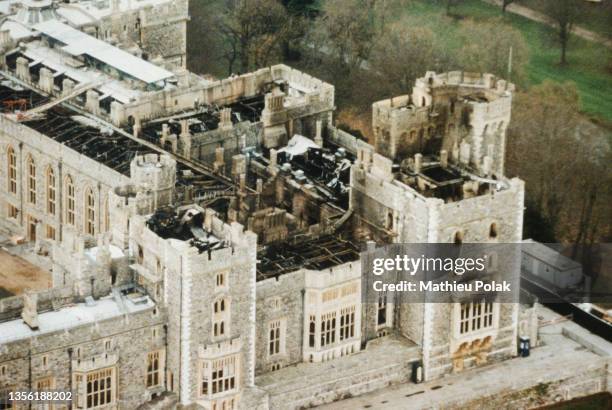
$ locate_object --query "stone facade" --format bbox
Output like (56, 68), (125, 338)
(0, 3), (562, 408)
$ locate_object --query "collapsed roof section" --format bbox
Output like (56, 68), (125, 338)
(0, 78), (231, 195)
(256, 235), (360, 281)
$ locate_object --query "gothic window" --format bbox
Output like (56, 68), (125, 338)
(377, 293), (387, 326)
(320, 312), (336, 347)
(340, 306), (356, 341)
(268, 320), (283, 356)
(7, 146), (16, 194)
(74, 367), (116, 409)
(65, 176), (75, 226)
(27, 155), (36, 204)
(201, 356), (237, 397)
(46, 167), (55, 215)
(459, 300), (495, 335)
(146, 351), (162, 387)
(213, 298), (229, 337)
(85, 187), (95, 235)
(308, 315), (316, 348)
(103, 195), (110, 232)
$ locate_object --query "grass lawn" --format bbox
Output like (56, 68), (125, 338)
(387, 0), (612, 122)
(515, 0), (612, 39)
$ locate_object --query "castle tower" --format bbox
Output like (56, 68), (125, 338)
(129, 207), (258, 409)
(354, 72), (523, 381)
(129, 153), (177, 210)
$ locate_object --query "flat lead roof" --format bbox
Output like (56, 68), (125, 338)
(33, 20), (174, 84)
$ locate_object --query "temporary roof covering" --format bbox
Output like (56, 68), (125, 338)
(33, 20), (174, 84)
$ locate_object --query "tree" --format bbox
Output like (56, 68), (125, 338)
(506, 81), (611, 248)
(369, 25), (456, 98)
(457, 19), (529, 84)
(501, 0), (514, 14)
(544, 0), (580, 65)
(216, 0), (293, 74)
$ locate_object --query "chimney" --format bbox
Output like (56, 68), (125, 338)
(459, 141), (471, 165)
(440, 150), (448, 168)
(482, 156), (493, 176)
(214, 146), (225, 173)
(220, 108), (233, 130)
(268, 149), (278, 175)
(314, 120), (323, 147)
(180, 119), (190, 138)
(414, 153), (423, 174)
(22, 292), (39, 330)
(239, 173), (246, 192)
(133, 115), (141, 138)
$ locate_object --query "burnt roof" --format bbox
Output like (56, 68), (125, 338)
(256, 235), (360, 281)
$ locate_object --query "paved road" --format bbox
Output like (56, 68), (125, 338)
(482, 0), (612, 48)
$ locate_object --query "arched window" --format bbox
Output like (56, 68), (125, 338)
(213, 297), (229, 337)
(103, 195), (110, 232)
(7, 146), (17, 194)
(489, 223), (498, 239)
(454, 231), (463, 245)
(46, 167), (56, 215)
(27, 155), (36, 204)
(85, 187), (95, 235)
(65, 176), (75, 226)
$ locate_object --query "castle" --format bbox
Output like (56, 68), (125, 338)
(0, 1), (530, 409)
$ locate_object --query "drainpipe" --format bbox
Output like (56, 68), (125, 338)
(67, 347), (73, 410)
(163, 324), (169, 391)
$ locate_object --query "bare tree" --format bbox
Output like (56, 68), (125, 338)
(216, 0), (293, 74)
(507, 81), (611, 246)
(545, 0), (580, 65)
(457, 19), (528, 84)
(369, 25), (454, 97)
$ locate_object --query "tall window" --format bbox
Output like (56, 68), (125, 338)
(213, 298), (229, 337)
(459, 300), (494, 335)
(65, 176), (75, 226)
(7, 146), (16, 194)
(211, 356), (236, 395)
(377, 293), (387, 326)
(36, 377), (54, 410)
(27, 155), (36, 204)
(46, 167), (56, 215)
(146, 351), (162, 387)
(200, 356), (238, 397)
(75, 367), (115, 409)
(103, 195), (109, 232)
(308, 315), (316, 348)
(340, 306), (355, 341)
(320, 312), (336, 347)
(268, 321), (281, 356)
(85, 188), (95, 235)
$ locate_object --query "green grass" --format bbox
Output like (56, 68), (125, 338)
(515, 0), (612, 39)
(390, 0), (612, 123)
